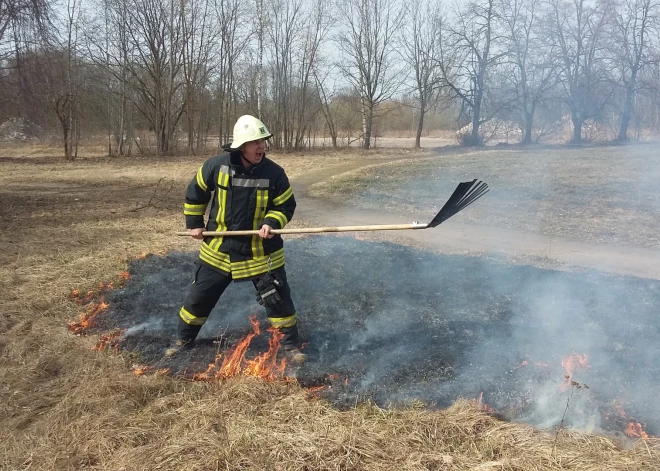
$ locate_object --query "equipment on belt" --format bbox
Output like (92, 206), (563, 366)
(176, 179), (489, 237)
(255, 272), (284, 308)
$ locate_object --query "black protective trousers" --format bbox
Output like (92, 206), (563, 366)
(177, 262), (300, 348)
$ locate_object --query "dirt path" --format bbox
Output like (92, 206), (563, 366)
(291, 157), (660, 281)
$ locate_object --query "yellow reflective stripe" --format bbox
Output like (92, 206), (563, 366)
(265, 210), (288, 227)
(218, 171), (230, 188)
(199, 244), (231, 272)
(184, 203), (207, 216)
(232, 258), (285, 279)
(273, 186), (293, 205)
(179, 307), (207, 326)
(196, 167), (208, 191)
(268, 314), (297, 329)
(229, 249), (284, 270)
(231, 252), (285, 279)
(197, 245), (285, 279)
(199, 253), (230, 273)
(251, 189), (268, 259)
(211, 186), (228, 250)
(200, 243), (230, 263)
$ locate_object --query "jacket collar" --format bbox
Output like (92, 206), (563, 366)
(229, 150), (266, 174)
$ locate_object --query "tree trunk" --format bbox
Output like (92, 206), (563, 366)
(470, 110), (481, 146)
(522, 108), (534, 144)
(571, 114), (583, 144)
(364, 106), (374, 149)
(361, 96), (370, 149)
(415, 108), (425, 149)
(617, 84), (635, 141)
(469, 86), (483, 146)
(63, 125), (71, 160)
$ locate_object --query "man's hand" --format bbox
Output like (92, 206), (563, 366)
(259, 224), (275, 239)
(190, 228), (205, 240)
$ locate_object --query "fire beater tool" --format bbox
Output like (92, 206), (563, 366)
(176, 179), (489, 237)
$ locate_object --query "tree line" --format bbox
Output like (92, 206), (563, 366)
(1, 0), (659, 158)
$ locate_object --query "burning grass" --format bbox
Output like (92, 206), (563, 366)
(1, 147), (660, 470)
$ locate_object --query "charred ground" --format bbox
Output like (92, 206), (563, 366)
(90, 235), (660, 438)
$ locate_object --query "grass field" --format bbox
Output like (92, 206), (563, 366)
(309, 144), (660, 249)
(1, 144), (659, 470)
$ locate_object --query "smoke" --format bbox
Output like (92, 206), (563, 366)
(122, 318), (164, 337)
(331, 144), (660, 434)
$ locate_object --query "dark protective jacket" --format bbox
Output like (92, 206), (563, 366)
(183, 151), (296, 279)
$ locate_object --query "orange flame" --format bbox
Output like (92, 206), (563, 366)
(93, 329), (126, 352)
(560, 352), (590, 390)
(193, 316), (287, 381)
(625, 422), (649, 439)
(67, 299), (109, 334)
(132, 365), (170, 377)
(132, 365), (152, 376)
(472, 392), (495, 413)
(119, 271), (130, 286)
(614, 401), (651, 438)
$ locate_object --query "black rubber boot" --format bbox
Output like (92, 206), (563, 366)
(279, 324), (306, 364)
(164, 338), (195, 357)
(165, 320), (202, 357)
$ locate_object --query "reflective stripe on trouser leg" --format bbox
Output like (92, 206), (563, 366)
(270, 322), (300, 349)
(269, 314), (299, 348)
(178, 262), (233, 342)
(269, 314), (297, 328)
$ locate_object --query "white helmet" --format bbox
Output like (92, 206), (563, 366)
(229, 115), (272, 149)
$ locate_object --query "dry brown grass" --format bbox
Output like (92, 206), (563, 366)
(309, 145), (660, 249)
(1, 146), (658, 470)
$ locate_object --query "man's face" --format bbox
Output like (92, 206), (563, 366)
(240, 139), (266, 166)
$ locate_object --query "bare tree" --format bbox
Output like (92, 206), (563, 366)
(1, 0), (53, 121)
(401, 0), (446, 148)
(335, 0), (404, 149)
(215, 0), (251, 144)
(611, 0), (660, 140)
(292, 0), (331, 148)
(256, 0), (264, 118)
(180, 0), (219, 153)
(498, 0), (556, 143)
(123, 0), (186, 154)
(546, 0), (611, 144)
(440, 0), (504, 146)
(315, 67), (340, 147)
(266, 0), (304, 148)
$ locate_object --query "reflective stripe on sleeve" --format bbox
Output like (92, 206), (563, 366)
(196, 167), (208, 191)
(184, 203), (207, 216)
(264, 210), (288, 227)
(273, 186), (293, 205)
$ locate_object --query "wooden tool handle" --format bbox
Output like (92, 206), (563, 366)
(175, 223), (428, 236)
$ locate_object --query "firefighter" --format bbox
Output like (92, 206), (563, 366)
(165, 115), (306, 363)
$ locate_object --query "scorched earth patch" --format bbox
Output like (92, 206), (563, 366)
(69, 235), (660, 438)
